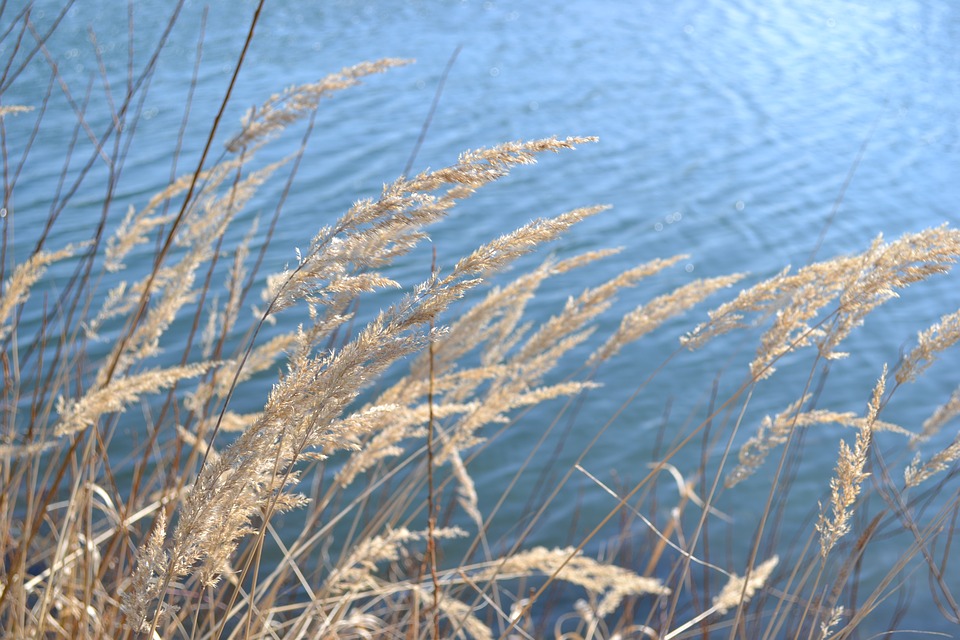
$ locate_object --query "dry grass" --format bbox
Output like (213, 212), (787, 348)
(3, 5), (960, 640)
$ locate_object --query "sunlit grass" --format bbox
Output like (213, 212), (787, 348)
(2, 4), (960, 639)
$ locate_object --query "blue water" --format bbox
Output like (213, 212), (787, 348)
(5, 0), (960, 634)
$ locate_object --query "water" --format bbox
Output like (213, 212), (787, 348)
(4, 0), (960, 634)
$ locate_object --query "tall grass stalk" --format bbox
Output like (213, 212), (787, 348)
(3, 4), (960, 639)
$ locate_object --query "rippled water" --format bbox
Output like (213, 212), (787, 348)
(6, 0), (960, 633)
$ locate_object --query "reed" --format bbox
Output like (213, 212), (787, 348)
(3, 4), (960, 639)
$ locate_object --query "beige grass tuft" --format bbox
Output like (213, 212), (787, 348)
(816, 366), (884, 557)
(711, 555), (779, 616)
(0, 244), (84, 341)
(683, 227), (960, 380)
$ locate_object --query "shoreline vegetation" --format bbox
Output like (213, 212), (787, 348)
(3, 3), (960, 638)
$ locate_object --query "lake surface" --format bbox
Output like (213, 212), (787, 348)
(5, 0), (960, 635)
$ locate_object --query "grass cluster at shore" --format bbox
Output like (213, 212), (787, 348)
(3, 4), (960, 639)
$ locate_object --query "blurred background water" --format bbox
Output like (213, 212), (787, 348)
(4, 0), (960, 634)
